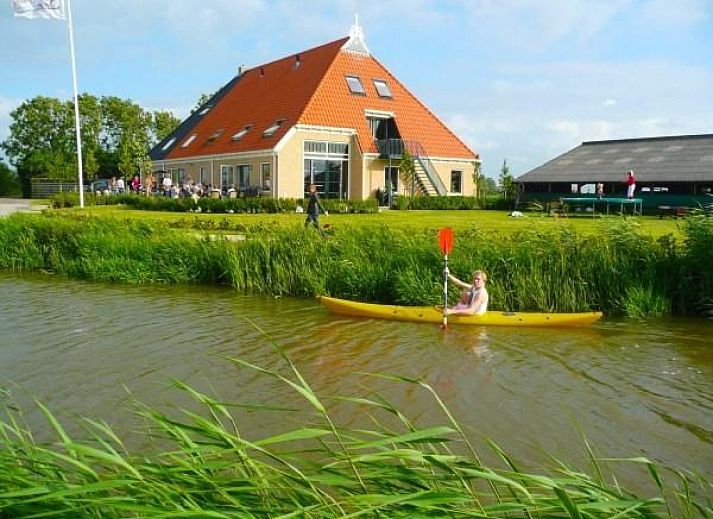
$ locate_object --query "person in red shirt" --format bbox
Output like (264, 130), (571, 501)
(626, 170), (636, 199)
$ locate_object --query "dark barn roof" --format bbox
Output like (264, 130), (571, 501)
(517, 134), (713, 183)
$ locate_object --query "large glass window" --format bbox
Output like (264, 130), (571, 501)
(303, 141), (350, 199)
(450, 170), (462, 194)
(237, 165), (252, 187)
(303, 159), (349, 199)
(220, 165), (234, 188)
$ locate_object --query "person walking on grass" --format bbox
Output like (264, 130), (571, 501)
(305, 183), (328, 230)
(445, 270), (489, 316)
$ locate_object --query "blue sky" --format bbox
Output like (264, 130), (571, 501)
(2, 0), (712, 179)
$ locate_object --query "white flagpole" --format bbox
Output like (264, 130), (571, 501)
(65, 0), (84, 208)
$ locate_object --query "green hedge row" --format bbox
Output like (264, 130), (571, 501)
(391, 195), (512, 210)
(50, 192), (378, 214)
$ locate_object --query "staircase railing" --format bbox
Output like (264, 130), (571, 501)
(375, 139), (447, 196)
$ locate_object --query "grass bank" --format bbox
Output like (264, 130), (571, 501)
(63, 204), (687, 239)
(1, 352), (711, 518)
(0, 212), (711, 316)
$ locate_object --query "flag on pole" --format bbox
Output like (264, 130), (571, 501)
(12, 0), (65, 20)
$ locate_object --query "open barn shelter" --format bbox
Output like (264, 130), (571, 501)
(516, 134), (713, 213)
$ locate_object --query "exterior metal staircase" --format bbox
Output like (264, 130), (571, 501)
(375, 139), (447, 196)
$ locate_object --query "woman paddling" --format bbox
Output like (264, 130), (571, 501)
(445, 270), (489, 316)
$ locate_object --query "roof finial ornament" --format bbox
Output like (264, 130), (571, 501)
(342, 12), (370, 55)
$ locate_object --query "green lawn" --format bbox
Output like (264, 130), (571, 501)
(71, 206), (687, 239)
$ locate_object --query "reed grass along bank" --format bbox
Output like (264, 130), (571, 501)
(0, 212), (711, 316)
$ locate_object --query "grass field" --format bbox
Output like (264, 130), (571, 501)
(66, 205), (686, 239)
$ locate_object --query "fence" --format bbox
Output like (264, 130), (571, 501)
(30, 179), (83, 198)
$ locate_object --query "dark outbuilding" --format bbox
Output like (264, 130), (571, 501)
(516, 134), (713, 211)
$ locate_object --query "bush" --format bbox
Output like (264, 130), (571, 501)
(392, 195), (480, 210)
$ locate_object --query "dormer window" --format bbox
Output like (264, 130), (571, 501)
(346, 76), (366, 95)
(205, 128), (224, 144)
(181, 134), (197, 148)
(263, 119), (285, 137)
(373, 79), (392, 98)
(161, 137), (176, 151)
(231, 125), (252, 141)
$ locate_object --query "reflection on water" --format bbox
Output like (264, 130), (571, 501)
(1, 273), (712, 483)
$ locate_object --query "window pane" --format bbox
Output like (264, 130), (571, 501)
(345, 76), (365, 95)
(261, 163), (271, 189)
(373, 79), (392, 98)
(328, 142), (348, 155)
(450, 170), (462, 193)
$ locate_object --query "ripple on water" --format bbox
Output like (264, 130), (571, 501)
(1, 274), (712, 482)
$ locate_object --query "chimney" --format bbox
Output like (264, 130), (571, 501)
(237, 65), (243, 76)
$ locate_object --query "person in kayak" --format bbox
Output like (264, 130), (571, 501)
(445, 270), (489, 316)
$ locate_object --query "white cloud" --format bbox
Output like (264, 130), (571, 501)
(602, 99), (617, 107)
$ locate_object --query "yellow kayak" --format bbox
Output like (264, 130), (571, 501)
(319, 296), (602, 328)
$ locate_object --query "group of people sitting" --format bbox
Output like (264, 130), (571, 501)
(95, 174), (270, 200)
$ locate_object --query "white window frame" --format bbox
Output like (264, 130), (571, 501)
(373, 79), (392, 98)
(220, 165), (235, 188)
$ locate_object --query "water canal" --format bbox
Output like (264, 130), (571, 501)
(1, 273), (711, 486)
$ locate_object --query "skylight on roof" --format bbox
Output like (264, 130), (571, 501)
(346, 76), (365, 95)
(206, 129), (224, 144)
(161, 137), (176, 151)
(198, 106), (211, 115)
(263, 119), (285, 137)
(373, 79), (392, 98)
(231, 125), (252, 141)
(181, 134), (197, 148)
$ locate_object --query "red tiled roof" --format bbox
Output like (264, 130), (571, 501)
(162, 37), (477, 161)
(302, 51), (476, 159)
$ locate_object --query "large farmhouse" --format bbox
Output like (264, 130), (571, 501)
(517, 134), (713, 210)
(149, 21), (479, 200)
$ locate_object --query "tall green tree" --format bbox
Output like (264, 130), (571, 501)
(191, 92), (215, 114)
(78, 93), (103, 181)
(152, 110), (181, 142)
(480, 176), (498, 196)
(399, 149), (417, 199)
(1, 96), (76, 184)
(499, 159), (514, 201)
(2, 94), (180, 195)
(100, 96), (153, 179)
(0, 160), (21, 196)
(472, 161), (482, 199)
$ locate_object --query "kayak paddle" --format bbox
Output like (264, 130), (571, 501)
(438, 228), (454, 329)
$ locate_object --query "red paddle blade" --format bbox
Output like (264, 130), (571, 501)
(438, 227), (454, 255)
